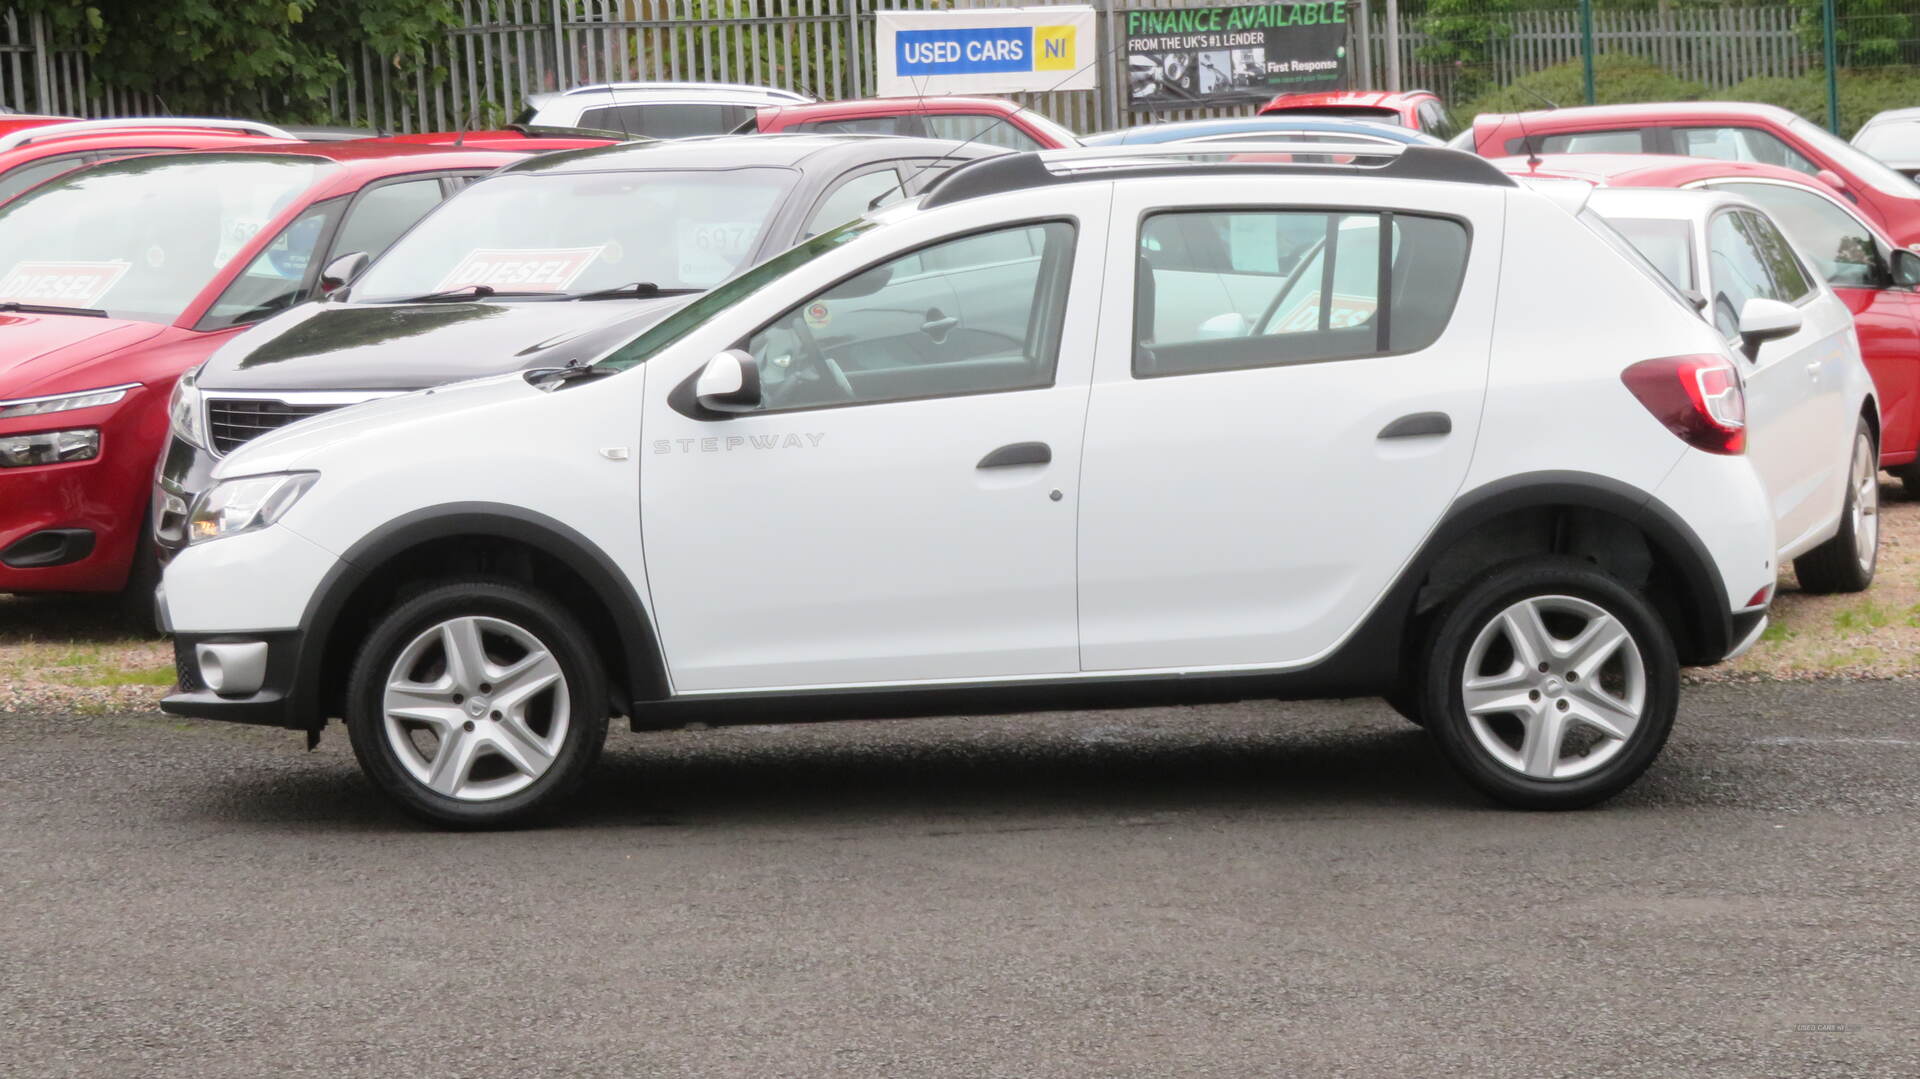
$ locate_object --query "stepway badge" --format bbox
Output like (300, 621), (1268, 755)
(876, 7), (1097, 95)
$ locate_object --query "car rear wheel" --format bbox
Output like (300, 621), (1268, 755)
(1794, 420), (1878, 595)
(1420, 558), (1678, 809)
(345, 578), (608, 828)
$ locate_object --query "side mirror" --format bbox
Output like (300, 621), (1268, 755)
(695, 349), (761, 413)
(1893, 248), (1920, 288)
(1680, 288), (1710, 312)
(1738, 297), (1802, 360)
(320, 251), (369, 295)
(1816, 169), (1856, 203)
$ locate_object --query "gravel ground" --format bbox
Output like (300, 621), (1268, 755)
(1, 680), (1916, 1076)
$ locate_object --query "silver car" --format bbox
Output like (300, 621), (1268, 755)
(515, 82), (810, 139)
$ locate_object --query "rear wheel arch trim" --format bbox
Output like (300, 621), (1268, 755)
(293, 504), (667, 728)
(1391, 471), (1734, 666)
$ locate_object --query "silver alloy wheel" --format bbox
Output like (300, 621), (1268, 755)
(381, 615), (570, 802)
(1851, 432), (1880, 574)
(1460, 595), (1646, 781)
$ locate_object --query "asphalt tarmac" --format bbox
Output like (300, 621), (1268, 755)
(2, 679), (1915, 1076)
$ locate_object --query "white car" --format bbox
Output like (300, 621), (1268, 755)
(158, 144), (1778, 826)
(1580, 185), (1881, 592)
(514, 82), (810, 138)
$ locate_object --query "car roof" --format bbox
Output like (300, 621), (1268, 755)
(1858, 106), (1920, 129)
(499, 133), (1001, 175)
(1583, 183), (1740, 225)
(0, 131), (305, 162)
(527, 82), (809, 108)
(758, 95), (1023, 121)
(1084, 116), (1438, 146)
(1263, 90), (1435, 109)
(95, 142), (525, 183)
(1482, 101), (1799, 128)
(1491, 153), (1830, 191)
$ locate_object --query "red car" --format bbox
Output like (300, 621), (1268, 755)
(1465, 103), (1920, 249)
(1497, 153), (1920, 484)
(0, 117), (309, 205)
(0, 141), (522, 601)
(1258, 89), (1455, 140)
(745, 95), (1079, 150)
(366, 126), (624, 153)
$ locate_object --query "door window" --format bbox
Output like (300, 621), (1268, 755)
(1509, 128), (1647, 155)
(1710, 181), (1889, 288)
(1416, 100), (1456, 140)
(1707, 209), (1807, 338)
(1133, 210), (1470, 378)
(200, 199), (340, 329)
(924, 113), (1045, 151)
(790, 116), (913, 137)
(1675, 126), (1818, 175)
(0, 152), (102, 203)
(331, 178), (445, 263)
(742, 221), (1074, 412)
(802, 169), (904, 238)
(581, 103), (756, 138)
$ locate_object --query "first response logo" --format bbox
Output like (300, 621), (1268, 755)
(897, 24), (1077, 75)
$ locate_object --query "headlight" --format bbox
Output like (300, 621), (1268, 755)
(187, 472), (318, 545)
(168, 366), (209, 451)
(0, 428), (99, 468)
(0, 383), (137, 420)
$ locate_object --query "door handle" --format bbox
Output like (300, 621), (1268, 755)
(922, 307), (959, 344)
(977, 441), (1051, 469)
(1377, 412), (1452, 440)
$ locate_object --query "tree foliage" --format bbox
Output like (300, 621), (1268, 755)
(1416, 0), (1517, 101)
(12, 0), (458, 120)
(1454, 52), (1706, 124)
(1794, 0), (1913, 68)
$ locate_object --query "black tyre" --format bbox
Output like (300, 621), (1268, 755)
(345, 578), (609, 828)
(1894, 460), (1920, 494)
(1794, 419), (1880, 595)
(117, 510), (164, 634)
(1419, 557), (1679, 810)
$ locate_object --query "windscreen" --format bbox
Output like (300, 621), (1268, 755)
(0, 153), (328, 322)
(350, 167), (797, 302)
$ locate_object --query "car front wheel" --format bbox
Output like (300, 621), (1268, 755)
(345, 578), (609, 828)
(1420, 558), (1678, 809)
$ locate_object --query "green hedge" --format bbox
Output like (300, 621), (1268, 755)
(1455, 53), (1920, 139)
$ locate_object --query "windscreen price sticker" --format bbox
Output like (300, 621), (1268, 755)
(0, 260), (131, 308)
(435, 246), (605, 293)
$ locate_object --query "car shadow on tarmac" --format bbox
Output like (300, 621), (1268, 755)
(183, 704), (1486, 833)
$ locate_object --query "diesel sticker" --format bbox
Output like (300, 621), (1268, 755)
(0, 260), (132, 308)
(435, 246), (605, 293)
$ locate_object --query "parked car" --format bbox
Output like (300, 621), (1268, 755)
(368, 126), (626, 153)
(1497, 154), (1920, 493)
(153, 134), (1006, 561)
(742, 95), (1079, 150)
(1258, 90), (1456, 140)
(1081, 116), (1442, 148)
(0, 142), (523, 603)
(158, 144), (1776, 825)
(1555, 182), (1881, 591)
(514, 82), (810, 138)
(1852, 107), (1920, 178)
(0, 117), (302, 204)
(1464, 103), (1920, 248)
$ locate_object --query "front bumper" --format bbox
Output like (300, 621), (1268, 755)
(0, 440), (145, 593)
(163, 628), (310, 730)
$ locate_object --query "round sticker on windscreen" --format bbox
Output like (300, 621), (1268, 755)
(145, 245), (165, 269)
(804, 301), (830, 329)
(600, 240), (623, 266)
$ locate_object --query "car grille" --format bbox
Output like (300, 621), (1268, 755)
(206, 398), (342, 456)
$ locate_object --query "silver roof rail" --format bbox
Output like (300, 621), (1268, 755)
(0, 117), (296, 152)
(925, 142), (1511, 209)
(560, 81), (810, 101)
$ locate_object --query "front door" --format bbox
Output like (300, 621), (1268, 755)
(639, 214), (1104, 692)
(1076, 178), (1500, 671)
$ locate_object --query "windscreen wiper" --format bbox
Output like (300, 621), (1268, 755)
(525, 359), (617, 389)
(384, 284), (557, 304)
(0, 300), (107, 318)
(566, 281), (704, 301)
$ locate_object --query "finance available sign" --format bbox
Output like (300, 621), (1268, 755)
(876, 7), (1098, 96)
(1126, 2), (1349, 111)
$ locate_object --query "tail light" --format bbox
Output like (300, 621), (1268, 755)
(1621, 354), (1746, 455)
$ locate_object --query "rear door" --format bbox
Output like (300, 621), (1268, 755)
(1076, 177), (1500, 671)
(1704, 206), (1847, 555)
